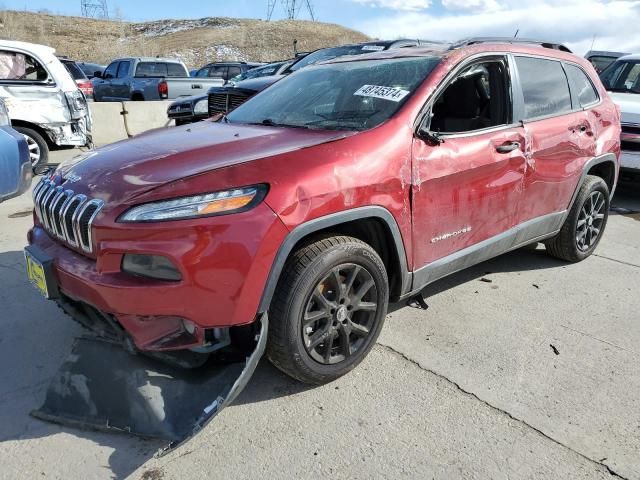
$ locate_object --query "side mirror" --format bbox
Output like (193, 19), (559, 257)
(415, 125), (444, 146)
(93, 71), (102, 79)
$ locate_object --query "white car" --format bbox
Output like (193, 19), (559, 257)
(0, 40), (91, 170)
(600, 54), (640, 178)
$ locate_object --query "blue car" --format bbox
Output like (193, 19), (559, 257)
(0, 98), (31, 203)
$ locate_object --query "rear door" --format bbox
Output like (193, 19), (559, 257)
(411, 55), (526, 271)
(513, 56), (598, 223)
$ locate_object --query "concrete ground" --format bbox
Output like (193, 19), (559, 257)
(0, 149), (639, 479)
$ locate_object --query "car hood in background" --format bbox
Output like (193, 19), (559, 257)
(53, 121), (354, 204)
(609, 91), (640, 124)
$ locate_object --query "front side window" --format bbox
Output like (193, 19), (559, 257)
(600, 60), (640, 94)
(430, 59), (511, 134)
(565, 64), (599, 107)
(0, 50), (48, 82)
(227, 56), (440, 132)
(103, 61), (119, 79)
(195, 67), (209, 77)
(515, 57), (572, 119)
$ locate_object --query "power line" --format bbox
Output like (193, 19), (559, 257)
(81, 0), (109, 19)
(267, 0), (315, 21)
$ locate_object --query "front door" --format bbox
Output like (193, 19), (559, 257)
(411, 56), (526, 276)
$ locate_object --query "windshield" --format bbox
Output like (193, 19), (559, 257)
(288, 44), (388, 73)
(600, 60), (640, 93)
(230, 62), (285, 83)
(226, 56), (440, 132)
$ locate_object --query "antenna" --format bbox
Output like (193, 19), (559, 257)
(81, 0), (109, 19)
(267, 0), (315, 21)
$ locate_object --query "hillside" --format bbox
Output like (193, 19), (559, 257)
(0, 10), (370, 68)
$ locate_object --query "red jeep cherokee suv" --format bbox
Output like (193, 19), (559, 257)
(27, 40), (620, 384)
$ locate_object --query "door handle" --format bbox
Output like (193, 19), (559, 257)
(495, 141), (520, 153)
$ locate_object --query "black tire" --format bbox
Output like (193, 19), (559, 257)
(13, 126), (49, 171)
(267, 235), (389, 385)
(545, 175), (609, 262)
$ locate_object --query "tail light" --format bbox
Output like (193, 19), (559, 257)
(76, 80), (93, 97)
(158, 81), (168, 99)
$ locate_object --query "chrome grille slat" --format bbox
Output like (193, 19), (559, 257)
(33, 179), (104, 254)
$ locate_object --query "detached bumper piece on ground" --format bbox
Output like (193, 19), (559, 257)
(31, 315), (267, 456)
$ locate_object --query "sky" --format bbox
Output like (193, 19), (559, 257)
(3, 0), (640, 55)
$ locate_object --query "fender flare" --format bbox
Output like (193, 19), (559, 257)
(257, 206), (411, 313)
(569, 153), (618, 207)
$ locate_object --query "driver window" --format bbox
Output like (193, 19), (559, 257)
(430, 59), (510, 134)
(0, 50), (48, 82)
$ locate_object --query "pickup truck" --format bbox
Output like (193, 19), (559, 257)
(93, 57), (224, 102)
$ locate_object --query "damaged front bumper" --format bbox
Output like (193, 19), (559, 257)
(32, 313), (268, 456)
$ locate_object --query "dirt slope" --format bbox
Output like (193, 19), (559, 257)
(0, 10), (370, 68)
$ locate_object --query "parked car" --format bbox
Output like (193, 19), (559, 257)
(93, 57), (224, 101)
(27, 36), (620, 432)
(600, 54), (640, 180)
(586, 50), (630, 74)
(0, 40), (91, 170)
(192, 61), (264, 82)
(76, 61), (105, 78)
(225, 60), (293, 85)
(168, 64), (292, 126)
(59, 57), (94, 98)
(168, 40), (432, 125)
(0, 98), (31, 202)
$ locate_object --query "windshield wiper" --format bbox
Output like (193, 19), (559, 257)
(245, 118), (311, 129)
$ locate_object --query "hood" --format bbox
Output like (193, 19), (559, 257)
(170, 94), (207, 106)
(233, 75), (284, 92)
(55, 121), (353, 204)
(608, 91), (640, 124)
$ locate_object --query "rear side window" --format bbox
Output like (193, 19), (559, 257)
(515, 57), (571, 119)
(564, 64), (599, 107)
(116, 60), (130, 78)
(0, 50), (49, 82)
(62, 61), (86, 80)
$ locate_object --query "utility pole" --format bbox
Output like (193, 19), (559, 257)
(81, 0), (109, 19)
(267, 0), (315, 21)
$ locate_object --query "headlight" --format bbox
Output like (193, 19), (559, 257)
(194, 98), (208, 115)
(118, 185), (267, 222)
(0, 99), (10, 126)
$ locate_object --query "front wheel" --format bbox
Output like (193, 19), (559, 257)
(545, 175), (610, 262)
(267, 236), (389, 385)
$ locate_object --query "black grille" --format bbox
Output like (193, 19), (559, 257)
(622, 124), (640, 135)
(208, 89), (254, 116)
(33, 179), (104, 253)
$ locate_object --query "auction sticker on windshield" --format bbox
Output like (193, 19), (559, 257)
(361, 45), (385, 51)
(354, 85), (410, 102)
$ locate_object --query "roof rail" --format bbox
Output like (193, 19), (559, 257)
(451, 37), (572, 53)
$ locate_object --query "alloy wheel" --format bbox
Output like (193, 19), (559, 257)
(576, 190), (606, 251)
(302, 263), (378, 365)
(24, 134), (41, 166)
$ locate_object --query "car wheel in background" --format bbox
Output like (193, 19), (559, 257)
(267, 235), (389, 385)
(545, 175), (610, 262)
(13, 126), (49, 172)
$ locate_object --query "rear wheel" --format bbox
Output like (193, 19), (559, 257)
(267, 236), (389, 385)
(545, 175), (609, 262)
(14, 126), (49, 171)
